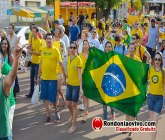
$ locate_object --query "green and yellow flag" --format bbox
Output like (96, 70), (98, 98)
(83, 48), (149, 117)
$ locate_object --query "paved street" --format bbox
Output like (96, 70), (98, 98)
(13, 71), (165, 140)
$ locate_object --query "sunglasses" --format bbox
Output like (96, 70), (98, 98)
(70, 46), (76, 49)
(132, 38), (136, 40)
(154, 58), (161, 61)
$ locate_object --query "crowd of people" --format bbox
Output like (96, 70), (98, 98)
(0, 11), (165, 140)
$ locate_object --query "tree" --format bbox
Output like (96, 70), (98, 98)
(92, 0), (122, 19)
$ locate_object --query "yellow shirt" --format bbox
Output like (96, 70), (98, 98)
(67, 55), (82, 86)
(28, 31), (32, 45)
(31, 37), (42, 64)
(53, 41), (60, 49)
(41, 47), (62, 80)
(53, 41), (62, 74)
(148, 67), (165, 96)
(135, 45), (146, 61)
(131, 28), (143, 39)
(159, 32), (165, 41)
(79, 53), (87, 73)
(125, 54), (141, 62)
(41, 39), (46, 48)
(96, 28), (103, 38)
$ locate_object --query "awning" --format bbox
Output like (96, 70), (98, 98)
(60, 2), (95, 7)
(7, 7), (47, 18)
(41, 6), (54, 16)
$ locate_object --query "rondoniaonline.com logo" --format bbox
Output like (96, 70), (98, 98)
(92, 117), (156, 132)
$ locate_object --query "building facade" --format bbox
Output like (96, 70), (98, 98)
(0, 0), (11, 29)
(11, 0), (46, 7)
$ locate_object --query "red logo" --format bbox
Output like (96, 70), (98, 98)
(92, 117), (103, 131)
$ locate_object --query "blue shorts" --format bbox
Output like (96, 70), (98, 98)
(66, 84), (80, 102)
(147, 94), (163, 114)
(40, 80), (58, 103)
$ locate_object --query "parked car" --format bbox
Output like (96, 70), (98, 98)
(5, 26), (46, 67)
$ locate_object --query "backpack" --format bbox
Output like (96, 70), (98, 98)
(114, 44), (126, 55)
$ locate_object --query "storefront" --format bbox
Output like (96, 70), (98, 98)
(147, 0), (165, 15)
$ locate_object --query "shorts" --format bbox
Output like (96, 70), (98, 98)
(147, 93), (163, 114)
(40, 80), (58, 103)
(146, 46), (156, 59)
(66, 84), (80, 102)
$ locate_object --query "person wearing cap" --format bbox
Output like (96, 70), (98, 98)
(146, 19), (159, 59)
(116, 26), (132, 47)
(69, 18), (80, 42)
(58, 14), (64, 25)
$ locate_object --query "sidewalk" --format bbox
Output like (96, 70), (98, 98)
(13, 72), (165, 140)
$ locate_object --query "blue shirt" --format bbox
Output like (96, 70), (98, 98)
(114, 44), (127, 55)
(69, 25), (80, 42)
(146, 26), (158, 49)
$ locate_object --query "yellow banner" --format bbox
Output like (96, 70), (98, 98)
(127, 15), (139, 25)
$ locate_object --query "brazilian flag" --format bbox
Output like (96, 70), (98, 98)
(83, 48), (149, 117)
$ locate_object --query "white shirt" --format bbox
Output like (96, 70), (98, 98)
(89, 38), (100, 49)
(61, 34), (70, 61)
(78, 39), (83, 54)
(58, 18), (64, 25)
(7, 34), (18, 50)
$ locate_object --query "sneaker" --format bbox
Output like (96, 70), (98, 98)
(55, 111), (60, 121)
(79, 103), (85, 111)
(43, 116), (51, 124)
(25, 94), (32, 98)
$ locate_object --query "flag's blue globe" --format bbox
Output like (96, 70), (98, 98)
(102, 63), (126, 97)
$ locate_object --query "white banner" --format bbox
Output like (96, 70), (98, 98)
(147, 0), (165, 3)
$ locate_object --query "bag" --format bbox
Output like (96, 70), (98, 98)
(31, 84), (40, 105)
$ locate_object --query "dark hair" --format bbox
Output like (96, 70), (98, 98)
(0, 38), (11, 63)
(45, 33), (53, 39)
(98, 22), (103, 30)
(105, 41), (112, 48)
(32, 26), (39, 32)
(105, 24), (109, 31)
(9, 24), (15, 30)
(132, 33), (140, 40)
(29, 23), (35, 30)
(114, 36), (121, 42)
(70, 41), (78, 49)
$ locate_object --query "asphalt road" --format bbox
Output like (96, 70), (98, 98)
(13, 71), (165, 140)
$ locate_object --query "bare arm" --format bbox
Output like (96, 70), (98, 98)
(144, 51), (151, 64)
(46, 13), (51, 33)
(78, 68), (82, 92)
(3, 46), (22, 96)
(9, 53), (14, 65)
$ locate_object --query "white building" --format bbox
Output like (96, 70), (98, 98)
(0, 0), (11, 29)
(11, 0), (46, 7)
(147, 0), (165, 15)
